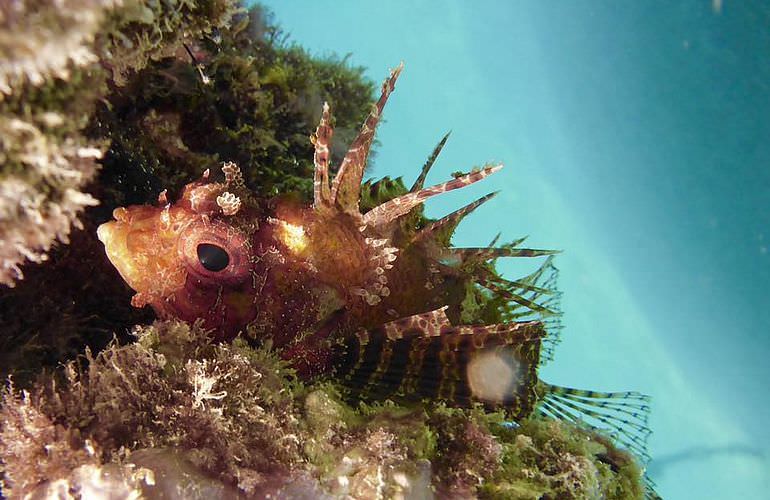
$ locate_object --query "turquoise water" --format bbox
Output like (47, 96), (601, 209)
(263, 1), (770, 498)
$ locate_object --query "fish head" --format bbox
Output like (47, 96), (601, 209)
(97, 164), (356, 343)
(97, 167), (263, 337)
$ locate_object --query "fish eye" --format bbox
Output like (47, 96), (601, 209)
(197, 243), (230, 272)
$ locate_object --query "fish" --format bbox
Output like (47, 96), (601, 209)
(98, 64), (657, 497)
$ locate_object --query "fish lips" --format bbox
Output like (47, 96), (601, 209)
(97, 207), (187, 302)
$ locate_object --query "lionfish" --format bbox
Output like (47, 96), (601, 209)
(98, 64), (657, 497)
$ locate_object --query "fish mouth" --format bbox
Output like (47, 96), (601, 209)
(97, 207), (187, 302)
(96, 220), (116, 248)
(97, 218), (146, 293)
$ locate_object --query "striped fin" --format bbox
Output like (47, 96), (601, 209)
(311, 101), (333, 209)
(335, 315), (545, 420)
(478, 268), (556, 298)
(537, 382), (659, 499)
(331, 63), (403, 213)
(476, 271), (556, 316)
(537, 382), (653, 463)
(516, 253), (559, 286)
(644, 478), (662, 500)
(381, 306), (452, 339)
(501, 234), (527, 248)
(497, 278), (552, 296)
(413, 191), (498, 243)
(475, 254), (562, 316)
(410, 131), (451, 192)
(478, 256), (563, 364)
(445, 246), (560, 264)
(362, 164), (503, 227)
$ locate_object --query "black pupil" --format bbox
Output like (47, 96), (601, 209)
(197, 243), (229, 272)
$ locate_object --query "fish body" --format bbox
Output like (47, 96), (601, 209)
(98, 65), (657, 496)
(97, 65), (537, 379)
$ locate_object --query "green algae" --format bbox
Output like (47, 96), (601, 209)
(482, 419), (644, 500)
(0, 1), (374, 385)
(1, 320), (645, 498)
(0, 2), (648, 497)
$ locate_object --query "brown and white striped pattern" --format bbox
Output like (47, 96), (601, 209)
(410, 131), (451, 192)
(362, 164), (503, 228)
(311, 102), (333, 209)
(381, 306), (451, 339)
(336, 314), (545, 419)
(330, 63), (404, 213)
(475, 272), (555, 316)
(444, 245), (560, 263)
(413, 191), (499, 243)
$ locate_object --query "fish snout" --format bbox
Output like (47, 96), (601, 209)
(96, 220), (116, 246)
(97, 206), (188, 303)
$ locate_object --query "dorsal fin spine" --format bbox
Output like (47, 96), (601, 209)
(410, 131), (451, 193)
(331, 63), (404, 213)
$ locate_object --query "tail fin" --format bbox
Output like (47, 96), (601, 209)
(644, 477), (662, 500)
(537, 382), (652, 462)
(335, 310), (545, 420)
(537, 382), (659, 499)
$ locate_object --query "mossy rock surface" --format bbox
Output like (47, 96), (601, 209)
(0, 0), (374, 385)
(0, 321), (644, 499)
(0, 2), (648, 498)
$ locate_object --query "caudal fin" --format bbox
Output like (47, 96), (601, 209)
(538, 382), (660, 500)
(538, 382), (652, 461)
(537, 382), (660, 499)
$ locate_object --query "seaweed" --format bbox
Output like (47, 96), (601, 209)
(1, 321), (644, 498)
(0, 1), (374, 384)
(0, 2), (648, 497)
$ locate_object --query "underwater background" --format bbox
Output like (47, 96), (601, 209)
(263, 1), (770, 499)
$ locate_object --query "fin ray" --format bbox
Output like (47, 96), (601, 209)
(477, 273), (556, 316)
(311, 102), (333, 208)
(380, 306), (451, 339)
(449, 247), (561, 262)
(482, 255), (563, 364)
(331, 63), (403, 212)
(538, 382), (653, 463)
(539, 393), (661, 499)
(413, 191), (498, 243)
(363, 164), (503, 227)
(480, 270), (555, 296)
(336, 315), (545, 418)
(410, 131), (451, 192)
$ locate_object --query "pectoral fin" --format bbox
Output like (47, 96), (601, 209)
(335, 309), (545, 420)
